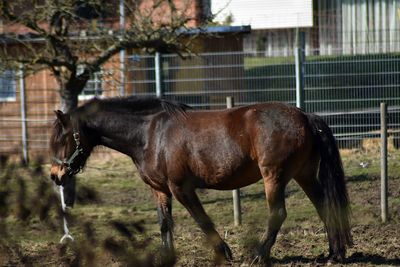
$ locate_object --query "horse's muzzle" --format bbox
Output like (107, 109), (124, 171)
(50, 164), (67, 185)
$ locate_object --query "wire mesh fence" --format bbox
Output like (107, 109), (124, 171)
(126, 49), (400, 148)
(0, 72), (120, 157)
(304, 49), (400, 148)
(128, 51), (297, 108)
(1, 46), (400, 157)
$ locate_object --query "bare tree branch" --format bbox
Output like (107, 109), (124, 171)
(0, 0), (211, 112)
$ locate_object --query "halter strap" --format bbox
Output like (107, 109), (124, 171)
(73, 132), (80, 146)
(52, 130), (84, 176)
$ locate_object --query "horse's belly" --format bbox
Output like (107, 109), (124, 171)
(198, 161), (262, 190)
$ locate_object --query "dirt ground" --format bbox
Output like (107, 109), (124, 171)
(0, 149), (400, 266)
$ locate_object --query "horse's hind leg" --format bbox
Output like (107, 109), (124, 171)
(256, 167), (289, 265)
(295, 170), (338, 262)
(169, 185), (233, 263)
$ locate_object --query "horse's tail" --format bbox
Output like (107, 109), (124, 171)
(306, 113), (352, 258)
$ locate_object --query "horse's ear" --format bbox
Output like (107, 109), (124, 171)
(54, 110), (69, 128)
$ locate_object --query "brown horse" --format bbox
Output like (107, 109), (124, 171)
(50, 96), (352, 265)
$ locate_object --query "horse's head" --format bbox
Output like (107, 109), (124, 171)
(50, 110), (89, 207)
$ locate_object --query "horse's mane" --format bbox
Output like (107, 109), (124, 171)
(80, 96), (191, 118)
(50, 96), (190, 152)
(50, 96), (191, 151)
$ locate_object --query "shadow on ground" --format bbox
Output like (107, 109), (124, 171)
(272, 252), (400, 266)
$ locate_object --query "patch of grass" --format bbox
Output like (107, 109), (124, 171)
(244, 56), (295, 69)
(1, 149), (400, 266)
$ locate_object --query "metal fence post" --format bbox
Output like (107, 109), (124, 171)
(155, 52), (163, 98)
(119, 0), (125, 96)
(19, 66), (29, 164)
(226, 96), (242, 226)
(295, 29), (305, 110)
(380, 102), (388, 223)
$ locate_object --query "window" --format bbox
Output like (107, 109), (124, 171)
(0, 69), (16, 102)
(78, 66), (103, 100)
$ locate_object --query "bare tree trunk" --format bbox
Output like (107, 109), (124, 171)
(60, 87), (79, 113)
(56, 70), (88, 113)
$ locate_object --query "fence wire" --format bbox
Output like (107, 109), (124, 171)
(1, 47), (400, 156)
(127, 49), (400, 148)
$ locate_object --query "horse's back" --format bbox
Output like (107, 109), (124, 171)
(149, 102), (315, 190)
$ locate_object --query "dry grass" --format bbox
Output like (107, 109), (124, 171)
(1, 148), (400, 266)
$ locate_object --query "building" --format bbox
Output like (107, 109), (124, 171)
(212, 0), (400, 55)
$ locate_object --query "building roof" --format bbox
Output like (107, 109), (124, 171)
(181, 25), (251, 35)
(0, 25), (251, 45)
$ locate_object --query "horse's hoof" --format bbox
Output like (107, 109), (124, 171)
(158, 247), (176, 267)
(328, 256), (345, 264)
(250, 255), (272, 267)
(250, 252), (272, 267)
(214, 241), (233, 262)
(328, 251), (345, 264)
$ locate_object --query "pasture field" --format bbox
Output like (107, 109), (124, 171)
(1, 147), (400, 266)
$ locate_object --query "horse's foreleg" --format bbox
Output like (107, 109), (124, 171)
(152, 189), (175, 256)
(256, 168), (288, 265)
(170, 185), (233, 263)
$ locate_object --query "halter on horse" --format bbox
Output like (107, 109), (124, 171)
(52, 132), (83, 177)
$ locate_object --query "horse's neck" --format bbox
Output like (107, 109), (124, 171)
(88, 112), (150, 159)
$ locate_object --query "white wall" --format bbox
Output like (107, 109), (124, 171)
(212, 0), (313, 29)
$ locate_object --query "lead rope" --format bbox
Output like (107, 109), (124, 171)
(59, 185), (74, 243)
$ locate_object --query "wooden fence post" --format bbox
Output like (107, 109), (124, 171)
(226, 96), (242, 226)
(380, 102), (388, 223)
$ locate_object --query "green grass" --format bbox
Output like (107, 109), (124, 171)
(244, 56), (295, 69)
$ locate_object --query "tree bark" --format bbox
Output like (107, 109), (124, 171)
(56, 69), (89, 113)
(60, 87), (79, 113)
